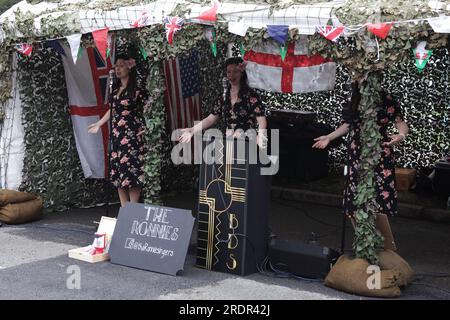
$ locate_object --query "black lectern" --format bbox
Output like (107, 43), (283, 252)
(196, 137), (271, 276)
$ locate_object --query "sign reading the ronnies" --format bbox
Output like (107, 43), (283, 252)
(109, 202), (194, 275)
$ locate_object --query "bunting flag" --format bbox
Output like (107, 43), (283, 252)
(239, 43), (245, 56)
(267, 25), (289, 45)
(15, 43), (33, 57)
(280, 44), (287, 61)
(106, 33), (114, 58)
(92, 28), (109, 62)
(66, 33), (82, 64)
(140, 47), (148, 60)
(47, 40), (66, 56)
(197, 0), (220, 22)
(244, 40), (336, 93)
(413, 41), (432, 73)
(204, 27), (217, 57)
(317, 24), (345, 42)
(428, 16), (450, 33)
(131, 10), (149, 28)
(228, 21), (248, 37)
(367, 23), (392, 39)
(164, 16), (184, 45)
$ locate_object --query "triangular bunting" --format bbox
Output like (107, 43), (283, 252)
(228, 21), (248, 37)
(131, 10), (149, 28)
(15, 43), (33, 57)
(267, 25), (289, 45)
(92, 28), (109, 62)
(428, 16), (450, 33)
(280, 45), (287, 61)
(239, 43), (245, 56)
(66, 34), (82, 64)
(413, 41), (432, 73)
(317, 24), (344, 42)
(140, 47), (148, 60)
(47, 40), (66, 56)
(164, 16), (184, 45)
(204, 28), (217, 57)
(197, 0), (220, 22)
(367, 23), (392, 39)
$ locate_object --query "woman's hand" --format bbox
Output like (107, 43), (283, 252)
(312, 136), (330, 149)
(257, 132), (268, 149)
(383, 134), (405, 146)
(179, 128), (194, 143)
(87, 122), (101, 134)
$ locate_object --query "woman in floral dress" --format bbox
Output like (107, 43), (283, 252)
(178, 57), (267, 146)
(313, 75), (409, 218)
(88, 54), (147, 206)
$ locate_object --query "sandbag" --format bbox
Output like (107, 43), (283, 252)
(0, 198), (43, 224)
(0, 189), (37, 206)
(378, 250), (415, 286)
(324, 255), (402, 298)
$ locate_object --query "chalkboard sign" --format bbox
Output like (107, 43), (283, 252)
(109, 202), (194, 276)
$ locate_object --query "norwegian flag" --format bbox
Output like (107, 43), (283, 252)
(131, 10), (149, 28)
(15, 43), (33, 56)
(164, 16), (184, 44)
(317, 25), (345, 42)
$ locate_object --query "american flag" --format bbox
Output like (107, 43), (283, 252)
(163, 50), (202, 131)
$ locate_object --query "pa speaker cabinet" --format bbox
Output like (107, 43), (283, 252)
(268, 238), (340, 279)
(196, 138), (272, 276)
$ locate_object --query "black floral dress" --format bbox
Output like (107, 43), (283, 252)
(110, 86), (147, 189)
(343, 93), (404, 217)
(211, 88), (266, 130)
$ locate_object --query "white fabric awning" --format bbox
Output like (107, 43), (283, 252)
(0, 0), (346, 42)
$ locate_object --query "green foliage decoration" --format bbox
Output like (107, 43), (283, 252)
(17, 45), (109, 212)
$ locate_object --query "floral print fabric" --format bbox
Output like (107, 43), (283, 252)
(110, 86), (147, 189)
(212, 89), (265, 131)
(343, 93), (404, 217)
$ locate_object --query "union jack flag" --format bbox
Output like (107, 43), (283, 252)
(164, 16), (184, 44)
(15, 43), (33, 56)
(316, 25), (344, 42)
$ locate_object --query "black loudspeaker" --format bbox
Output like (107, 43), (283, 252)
(268, 238), (341, 279)
(434, 161), (450, 199)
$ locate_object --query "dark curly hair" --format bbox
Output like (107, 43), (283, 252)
(113, 53), (137, 95)
(225, 56), (250, 98)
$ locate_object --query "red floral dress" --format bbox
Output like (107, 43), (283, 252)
(110, 86), (147, 189)
(211, 88), (265, 130)
(343, 93), (404, 217)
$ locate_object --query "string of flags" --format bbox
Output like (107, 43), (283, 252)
(12, 0), (450, 74)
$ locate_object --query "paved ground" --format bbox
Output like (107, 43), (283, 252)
(0, 191), (449, 300)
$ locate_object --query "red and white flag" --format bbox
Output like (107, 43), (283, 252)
(317, 25), (344, 42)
(244, 39), (336, 93)
(15, 43), (33, 56)
(61, 42), (115, 179)
(163, 50), (202, 132)
(164, 16), (184, 44)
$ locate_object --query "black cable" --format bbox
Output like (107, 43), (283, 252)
(5, 224), (96, 235)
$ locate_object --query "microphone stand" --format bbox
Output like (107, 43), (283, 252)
(105, 70), (115, 217)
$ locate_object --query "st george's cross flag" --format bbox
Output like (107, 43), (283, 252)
(243, 38), (336, 94)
